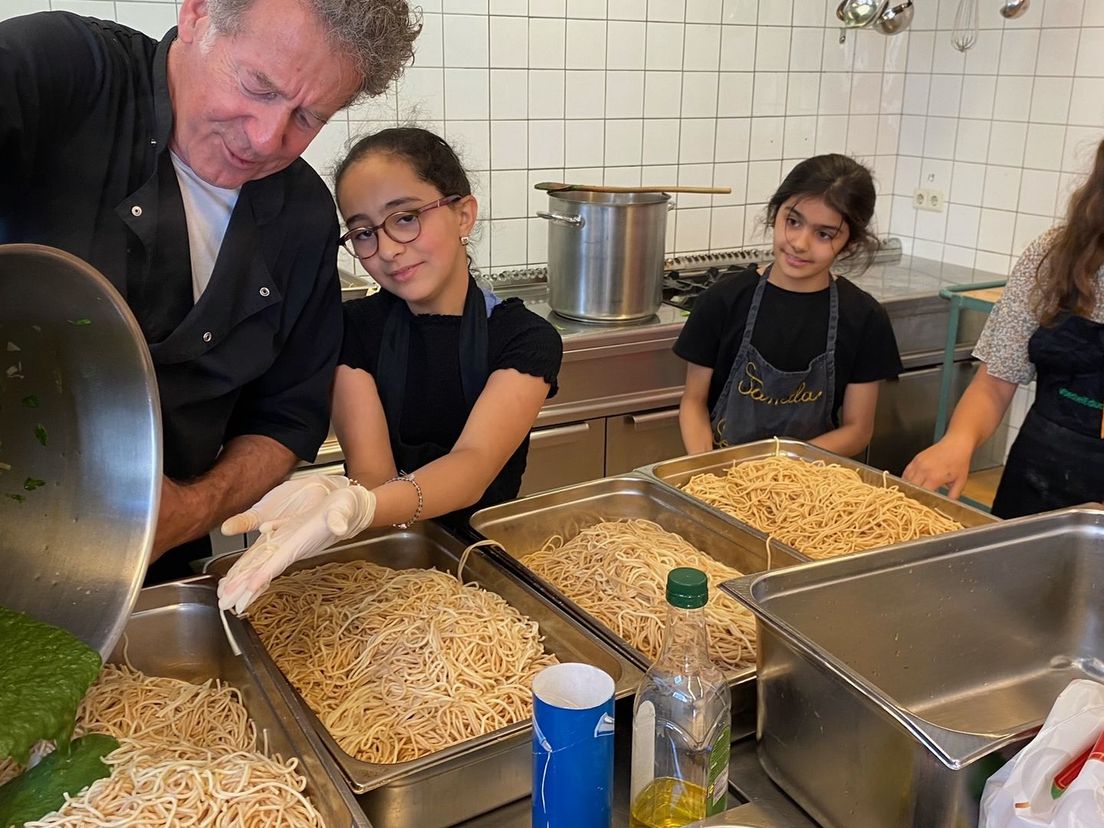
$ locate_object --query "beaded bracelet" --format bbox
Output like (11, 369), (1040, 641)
(386, 471), (423, 529)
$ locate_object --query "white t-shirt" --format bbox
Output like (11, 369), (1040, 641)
(169, 152), (240, 301)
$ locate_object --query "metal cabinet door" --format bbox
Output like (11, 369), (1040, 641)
(604, 407), (686, 475)
(867, 361), (1010, 476)
(519, 418), (606, 496)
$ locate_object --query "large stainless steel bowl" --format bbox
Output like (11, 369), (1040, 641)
(0, 244), (160, 658)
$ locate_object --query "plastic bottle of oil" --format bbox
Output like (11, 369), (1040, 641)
(629, 567), (731, 828)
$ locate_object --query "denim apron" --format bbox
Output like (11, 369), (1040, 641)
(710, 269), (839, 448)
(990, 312), (1104, 518)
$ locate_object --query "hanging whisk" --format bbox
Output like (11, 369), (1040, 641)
(951, 0), (979, 51)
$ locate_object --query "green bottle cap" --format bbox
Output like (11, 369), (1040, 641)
(666, 567), (708, 609)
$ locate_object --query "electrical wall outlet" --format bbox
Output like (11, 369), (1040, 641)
(913, 188), (945, 212)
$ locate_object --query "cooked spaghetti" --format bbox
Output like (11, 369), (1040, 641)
(25, 664), (324, 827)
(247, 560), (558, 764)
(682, 455), (963, 559)
(523, 519), (757, 671)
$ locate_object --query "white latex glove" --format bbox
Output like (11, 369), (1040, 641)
(221, 475), (348, 536)
(217, 480), (376, 615)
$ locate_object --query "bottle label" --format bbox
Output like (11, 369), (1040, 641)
(706, 724), (731, 816)
(630, 700), (656, 801)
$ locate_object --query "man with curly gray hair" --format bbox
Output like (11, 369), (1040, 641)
(0, 0), (419, 583)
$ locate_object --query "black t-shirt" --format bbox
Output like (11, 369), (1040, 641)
(674, 267), (902, 423)
(339, 293), (563, 520)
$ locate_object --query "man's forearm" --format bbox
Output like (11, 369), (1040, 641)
(152, 434), (298, 557)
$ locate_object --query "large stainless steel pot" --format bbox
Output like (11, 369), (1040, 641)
(0, 244), (160, 658)
(539, 190), (670, 323)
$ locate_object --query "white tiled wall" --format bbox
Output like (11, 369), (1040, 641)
(1, 0), (902, 273)
(887, 0), (1104, 276)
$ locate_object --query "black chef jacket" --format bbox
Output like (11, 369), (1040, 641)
(0, 12), (341, 485)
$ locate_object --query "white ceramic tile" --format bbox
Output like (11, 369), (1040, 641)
(819, 72), (852, 117)
(880, 73), (905, 113)
(568, 0), (607, 18)
(820, 28), (856, 73)
(1077, 29), (1104, 77)
(752, 72), (788, 117)
(1042, 0), (1082, 27)
(963, 32), (1002, 75)
(959, 75), (996, 120)
(711, 162), (748, 205)
(746, 159), (782, 203)
(608, 0), (647, 19)
(910, 239), (946, 260)
(902, 73), (931, 116)
(992, 76), (1032, 123)
(528, 120), (565, 167)
(1056, 172), (1086, 215)
(721, 0), (757, 25)
(977, 209), (1015, 253)
(955, 119), (992, 164)
(114, 2), (177, 37)
(675, 207), (713, 252)
(787, 27), (823, 73)
(565, 70), (606, 118)
(888, 194), (917, 237)
(847, 114), (879, 158)
(754, 27), (791, 73)
(491, 218), (528, 266)
(987, 121), (1028, 167)
(490, 16), (528, 67)
(906, 31), (936, 74)
(644, 22), (685, 70)
(606, 165), (644, 186)
(914, 206), (948, 242)
(686, 0), (722, 24)
(853, 29), (887, 73)
(982, 166), (1022, 209)
(490, 69), (528, 119)
(1084, 5), (1104, 26)
(1013, 213), (1052, 256)
(446, 120), (490, 171)
(1069, 77), (1104, 128)
(564, 120), (606, 167)
(684, 23), (722, 71)
(942, 244), (977, 268)
(529, 18), (567, 69)
(489, 0), (527, 13)
(786, 72), (821, 117)
(975, 251), (1012, 277)
(681, 72), (719, 118)
(447, 0), (489, 13)
(717, 72), (754, 117)
(397, 67), (446, 122)
(566, 18), (607, 69)
(443, 69), (490, 119)
(444, 14), (489, 68)
(605, 70), (645, 117)
(950, 162), (986, 206)
(490, 170), (530, 218)
(1035, 28), (1079, 77)
(930, 32), (968, 77)
(530, 0), (567, 16)
(678, 163), (717, 207)
(528, 70), (565, 119)
(414, 13), (445, 67)
(720, 26), (756, 71)
(607, 20), (646, 69)
(898, 114), (927, 157)
(710, 205), (746, 249)
(894, 155), (922, 194)
(605, 119), (643, 165)
(1024, 124), (1068, 173)
(997, 29), (1040, 77)
(490, 120), (528, 169)
(642, 119), (681, 164)
(644, 71), (684, 117)
(527, 217), (550, 263)
(815, 115), (849, 155)
(850, 73), (883, 116)
(756, 1), (790, 25)
(649, 0), (686, 22)
(877, 114), (902, 156)
(714, 118), (751, 162)
(1029, 77), (1072, 126)
(679, 118), (716, 163)
(928, 74), (963, 119)
(47, 1), (115, 16)
(883, 34), (909, 73)
(1017, 169), (1059, 217)
(1061, 127), (1101, 174)
(942, 204), (981, 248)
(528, 168), (565, 212)
(783, 115), (817, 160)
(748, 116), (783, 161)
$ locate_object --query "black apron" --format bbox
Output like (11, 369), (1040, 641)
(710, 269), (839, 447)
(991, 313), (1104, 518)
(374, 278), (501, 522)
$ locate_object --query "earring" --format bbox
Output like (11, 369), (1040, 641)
(460, 235), (470, 245)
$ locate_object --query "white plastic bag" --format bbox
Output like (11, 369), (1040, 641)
(980, 679), (1104, 828)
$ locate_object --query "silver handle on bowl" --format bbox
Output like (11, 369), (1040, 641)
(536, 210), (585, 228)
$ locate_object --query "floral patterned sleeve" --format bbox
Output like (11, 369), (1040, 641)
(972, 229), (1060, 385)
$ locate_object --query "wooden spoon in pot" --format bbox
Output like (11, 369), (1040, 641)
(535, 182), (731, 194)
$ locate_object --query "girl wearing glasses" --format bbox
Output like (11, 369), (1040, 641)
(216, 128), (562, 614)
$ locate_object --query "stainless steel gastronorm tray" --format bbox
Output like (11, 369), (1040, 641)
(112, 579), (370, 828)
(638, 438), (997, 561)
(723, 506), (1104, 828)
(468, 474), (805, 737)
(206, 520), (641, 828)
